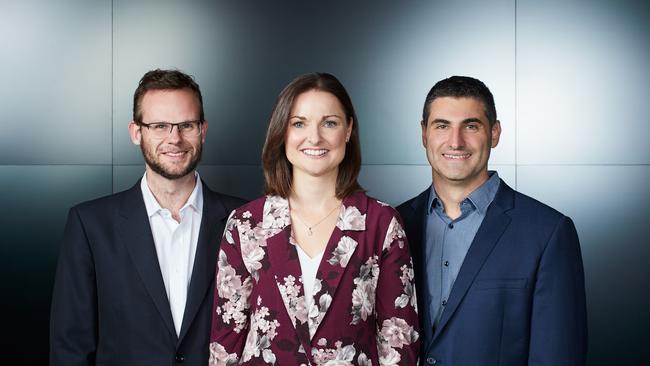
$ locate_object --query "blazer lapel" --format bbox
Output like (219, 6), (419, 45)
(264, 197), (313, 355)
(433, 181), (514, 341)
(118, 182), (176, 338)
(308, 193), (365, 340)
(403, 189), (429, 322)
(178, 183), (228, 342)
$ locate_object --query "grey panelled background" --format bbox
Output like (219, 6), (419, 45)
(0, 0), (648, 364)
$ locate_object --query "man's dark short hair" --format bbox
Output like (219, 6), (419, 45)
(422, 76), (497, 127)
(133, 69), (204, 123)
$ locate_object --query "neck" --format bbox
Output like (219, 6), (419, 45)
(290, 169), (338, 208)
(145, 168), (197, 217)
(432, 171), (489, 220)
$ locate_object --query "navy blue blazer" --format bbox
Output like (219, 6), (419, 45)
(397, 180), (587, 365)
(50, 180), (245, 366)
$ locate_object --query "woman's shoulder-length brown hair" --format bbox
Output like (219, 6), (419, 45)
(262, 72), (363, 199)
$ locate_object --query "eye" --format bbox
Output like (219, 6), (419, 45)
(291, 121), (304, 128)
(178, 122), (194, 131)
(434, 123), (448, 129)
(466, 123), (480, 130)
(323, 120), (338, 128)
(151, 123), (169, 130)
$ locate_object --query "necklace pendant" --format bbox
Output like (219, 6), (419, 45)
(307, 227), (313, 236)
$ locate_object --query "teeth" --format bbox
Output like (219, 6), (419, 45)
(164, 152), (185, 157)
(444, 153), (470, 159)
(302, 149), (327, 156)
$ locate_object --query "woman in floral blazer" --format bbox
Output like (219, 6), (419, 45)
(209, 73), (419, 365)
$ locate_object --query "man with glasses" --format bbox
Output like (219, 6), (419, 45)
(50, 69), (245, 366)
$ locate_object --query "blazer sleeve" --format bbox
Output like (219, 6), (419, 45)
(49, 207), (98, 366)
(374, 213), (421, 366)
(209, 211), (252, 365)
(528, 216), (588, 365)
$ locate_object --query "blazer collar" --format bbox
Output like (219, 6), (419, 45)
(178, 182), (228, 342)
(433, 180), (515, 341)
(260, 194), (367, 232)
(264, 192), (367, 356)
(118, 179), (229, 343)
(118, 181), (177, 338)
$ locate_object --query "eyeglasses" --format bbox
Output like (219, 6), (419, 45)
(137, 120), (203, 139)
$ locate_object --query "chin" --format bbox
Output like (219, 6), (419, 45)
(296, 166), (337, 178)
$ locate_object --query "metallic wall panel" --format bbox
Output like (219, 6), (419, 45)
(198, 165), (264, 201)
(0, 1), (112, 164)
(359, 164), (516, 207)
(112, 165), (144, 192)
(517, 165), (650, 364)
(112, 0), (515, 166)
(0, 165), (112, 364)
(114, 164), (263, 201)
(359, 165), (432, 206)
(517, 0), (650, 164)
(355, 0), (516, 166)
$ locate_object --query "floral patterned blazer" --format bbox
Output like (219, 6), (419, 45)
(209, 191), (420, 365)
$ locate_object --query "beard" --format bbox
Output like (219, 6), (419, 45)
(140, 139), (202, 180)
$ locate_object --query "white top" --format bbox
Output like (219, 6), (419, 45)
(296, 245), (324, 311)
(141, 172), (203, 336)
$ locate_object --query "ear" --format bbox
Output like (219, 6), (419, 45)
(128, 121), (142, 145)
(345, 117), (353, 142)
(490, 120), (502, 148)
(420, 119), (428, 148)
(201, 120), (209, 144)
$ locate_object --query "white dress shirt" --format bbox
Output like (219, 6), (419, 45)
(141, 172), (203, 336)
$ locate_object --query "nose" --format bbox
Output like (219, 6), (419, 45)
(448, 126), (464, 149)
(307, 123), (322, 144)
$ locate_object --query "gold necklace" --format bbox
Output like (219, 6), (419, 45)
(291, 202), (341, 236)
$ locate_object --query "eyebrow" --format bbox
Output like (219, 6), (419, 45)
(430, 117), (483, 125)
(322, 114), (342, 120)
(288, 114), (343, 120)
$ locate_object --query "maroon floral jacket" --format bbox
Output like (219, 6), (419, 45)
(209, 192), (419, 365)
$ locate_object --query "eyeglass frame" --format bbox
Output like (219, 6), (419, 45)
(135, 119), (205, 138)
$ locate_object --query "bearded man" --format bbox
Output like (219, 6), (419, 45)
(50, 69), (245, 366)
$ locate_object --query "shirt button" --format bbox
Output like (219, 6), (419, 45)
(443, 260), (449, 267)
(448, 223), (454, 229)
(442, 299), (447, 306)
(427, 357), (437, 364)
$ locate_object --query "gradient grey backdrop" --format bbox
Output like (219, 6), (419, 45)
(1, 0), (648, 364)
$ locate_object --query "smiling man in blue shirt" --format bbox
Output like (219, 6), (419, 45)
(398, 76), (587, 365)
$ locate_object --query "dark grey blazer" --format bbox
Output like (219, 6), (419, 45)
(50, 180), (245, 366)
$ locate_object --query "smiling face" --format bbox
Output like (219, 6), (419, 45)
(285, 90), (353, 181)
(422, 96), (501, 192)
(129, 88), (207, 180)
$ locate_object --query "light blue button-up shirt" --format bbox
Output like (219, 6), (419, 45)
(421, 171), (501, 348)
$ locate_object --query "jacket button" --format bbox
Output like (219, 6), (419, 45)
(175, 353), (185, 363)
(426, 357), (437, 365)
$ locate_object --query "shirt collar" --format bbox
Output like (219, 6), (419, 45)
(427, 171), (501, 215)
(141, 171), (203, 218)
(466, 171), (500, 214)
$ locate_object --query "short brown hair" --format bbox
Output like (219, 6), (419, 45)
(422, 75), (497, 127)
(262, 72), (362, 199)
(133, 69), (204, 123)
